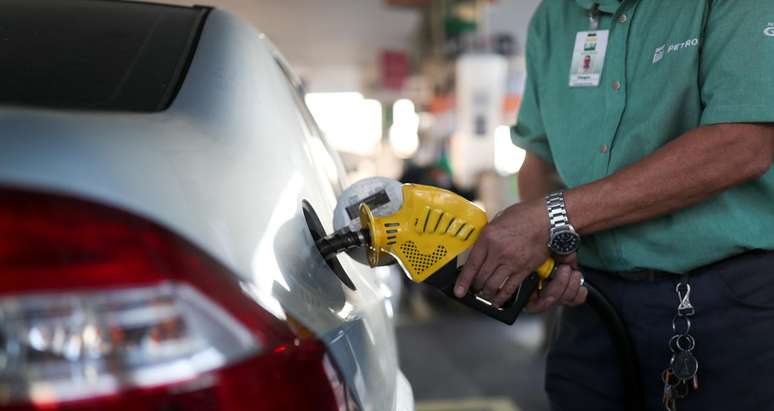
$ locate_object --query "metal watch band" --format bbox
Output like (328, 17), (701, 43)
(546, 191), (570, 229)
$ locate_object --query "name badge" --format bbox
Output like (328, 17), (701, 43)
(569, 30), (609, 87)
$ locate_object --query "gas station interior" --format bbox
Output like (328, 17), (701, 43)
(193, 0), (549, 409)
(9, 0), (774, 409)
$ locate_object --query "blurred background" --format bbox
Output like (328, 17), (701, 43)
(167, 1), (547, 409)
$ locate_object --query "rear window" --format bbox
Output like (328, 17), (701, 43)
(0, 0), (209, 112)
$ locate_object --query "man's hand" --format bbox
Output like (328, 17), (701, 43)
(525, 264), (587, 313)
(452, 199), (585, 310)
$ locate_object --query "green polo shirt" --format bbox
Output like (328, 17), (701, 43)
(512, 0), (774, 273)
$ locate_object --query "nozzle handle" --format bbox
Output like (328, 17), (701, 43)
(425, 260), (545, 325)
(498, 272), (541, 324)
(452, 271), (541, 325)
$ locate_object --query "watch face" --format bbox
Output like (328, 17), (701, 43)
(551, 231), (580, 255)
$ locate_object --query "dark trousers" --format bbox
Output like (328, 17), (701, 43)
(546, 251), (774, 411)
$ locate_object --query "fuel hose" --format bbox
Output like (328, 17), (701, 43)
(584, 281), (645, 411)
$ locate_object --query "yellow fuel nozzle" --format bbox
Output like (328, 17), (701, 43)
(358, 203), (381, 267)
(360, 184), (555, 282)
(358, 183), (556, 283)
(347, 182), (556, 325)
(359, 184), (490, 282)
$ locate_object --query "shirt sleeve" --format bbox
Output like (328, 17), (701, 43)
(511, 8), (554, 165)
(699, 0), (774, 126)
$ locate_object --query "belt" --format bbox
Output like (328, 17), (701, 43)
(608, 250), (774, 281)
(613, 269), (676, 282)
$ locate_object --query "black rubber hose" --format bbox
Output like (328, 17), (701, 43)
(584, 282), (645, 411)
(315, 230), (370, 260)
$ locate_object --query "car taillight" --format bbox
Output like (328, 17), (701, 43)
(0, 188), (351, 410)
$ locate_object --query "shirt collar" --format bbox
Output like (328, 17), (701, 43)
(575, 0), (623, 14)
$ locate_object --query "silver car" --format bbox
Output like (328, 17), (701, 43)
(0, 1), (413, 410)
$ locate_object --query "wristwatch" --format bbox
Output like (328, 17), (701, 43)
(545, 191), (580, 255)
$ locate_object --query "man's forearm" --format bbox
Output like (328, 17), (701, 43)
(518, 154), (563, 202)
(565, 123), (774, 235)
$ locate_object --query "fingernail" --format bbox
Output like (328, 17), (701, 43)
(546, 297), (556, 304)
(454, 286), (465, 297)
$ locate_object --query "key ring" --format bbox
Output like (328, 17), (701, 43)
(669, 334), (696, 353)
(672, 315), (692, 335)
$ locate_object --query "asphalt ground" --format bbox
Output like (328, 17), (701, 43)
(396, 286), (551, 411)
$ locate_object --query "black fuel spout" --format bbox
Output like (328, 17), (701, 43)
(315, 230), (370, 260)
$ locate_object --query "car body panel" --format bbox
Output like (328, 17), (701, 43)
(0, 8), (412, 411)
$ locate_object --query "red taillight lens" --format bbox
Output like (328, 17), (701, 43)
(0, 188), (349, 410)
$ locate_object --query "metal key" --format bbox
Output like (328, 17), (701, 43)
(662, 369), (679, 411)
(663, 386), (676, 411)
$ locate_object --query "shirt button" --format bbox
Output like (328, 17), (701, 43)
(612, 81), (622, 91)
(600, 144), (609, 154)
(617, 14), (628, 24)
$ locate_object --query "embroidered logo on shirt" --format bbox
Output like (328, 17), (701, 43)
(652, 38), (699, 64)
(765, 23), (774, 37)
(652, 45), (665, 64)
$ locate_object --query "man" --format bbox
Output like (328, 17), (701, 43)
(453, 0), (774, 409)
